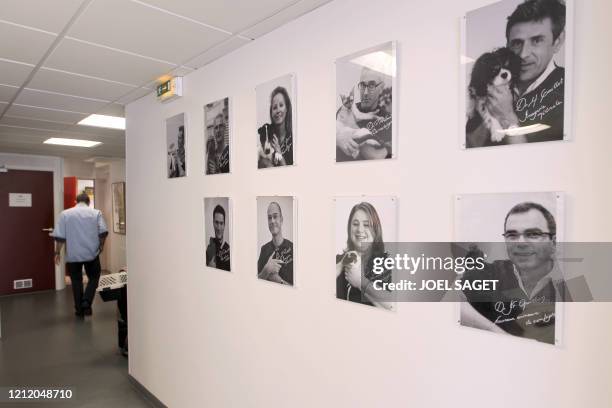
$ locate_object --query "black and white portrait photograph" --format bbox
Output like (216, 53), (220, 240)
(463, 0), (571, 148)
(336, 42), (396, 162)
(166, 113), (186, 178)
(204, 197), (231, 272)
(204, 97), (230, 175)
(455, 191), (565, 345)
(256, 196), (294, 286)
(256, 74), (295, 169)
(335, 196), (397, 310)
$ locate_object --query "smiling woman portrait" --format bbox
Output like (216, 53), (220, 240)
(335, 201), (394, 309)
(256, 74), (296, 169)
(257, 86), (294, 168)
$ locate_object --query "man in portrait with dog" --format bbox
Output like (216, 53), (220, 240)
(206, 113), (230, 174)
(257, 202), (294, 286)
(336, 65), (393, 161)
(460, 202), (567, 344)
(466, 0), (566, 148)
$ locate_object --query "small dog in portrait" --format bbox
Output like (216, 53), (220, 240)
(336, 90), (384, 145)
(258, 123), (283, 165)
(467, 47), (521, 142)
(341, 250), (362, 272)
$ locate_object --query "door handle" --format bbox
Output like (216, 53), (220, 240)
(42, 228), (53, 232)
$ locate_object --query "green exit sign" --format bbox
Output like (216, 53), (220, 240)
(156, 80), (171, 97)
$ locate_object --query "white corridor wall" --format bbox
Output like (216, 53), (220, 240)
(126, 0), (612, 406)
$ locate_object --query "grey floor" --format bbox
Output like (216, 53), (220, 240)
(0, 287), (152, 407)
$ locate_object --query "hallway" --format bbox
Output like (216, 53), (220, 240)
(0, 288), (151, 407)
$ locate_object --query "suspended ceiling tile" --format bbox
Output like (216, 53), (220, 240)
(0, 115), (73, 131)
(15, 88), (108, 113)
(184, 36), (251, 69)
(0, 139), (125, 159)
(169, 66), (195, 77)
(0, 84), (19, 102)
(30, 68), (137, 101)
(116, 87), (153, 105)
(0, 60), (34, 86)
(68, 0), (231, 64)
(0, 0), (85, 33)
(137, 0), (298, 34)
(0, 21), (56, 64)
(68, 122), (125, 138)
(6, 104), (88, 124)
(241, 0), (331, 39)
(95, 103), (125, 117)
(45, 38), (176, 86)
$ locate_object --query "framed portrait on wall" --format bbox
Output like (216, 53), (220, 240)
(112, 182), (126, 235)
(256, 74), (296, 169)
(256, 196), (295, 286)
(334, 196), (397, 310)
(336, 41), (397, 162)
(462, 0), (573, 149)
(204, 97), (231, 175)
(166, 113), (187, 178)
(454, 191), (565, 345)
(204, 197), (231, 272)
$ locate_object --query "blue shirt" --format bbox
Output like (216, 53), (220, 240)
(53, 203), (109, 262)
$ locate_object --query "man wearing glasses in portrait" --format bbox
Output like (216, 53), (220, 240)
(336, 66), (392, 162)
(461, 202), (566, 344)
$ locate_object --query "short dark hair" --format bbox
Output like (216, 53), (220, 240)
(268, 202), (282, 218)
(504, 202), (557, 237)
(506, 0), (566, 41)
(213, 205), (225, 221)
(76, 193), (90, 205)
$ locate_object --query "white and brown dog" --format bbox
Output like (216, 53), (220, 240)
(467, 47), (521, 142)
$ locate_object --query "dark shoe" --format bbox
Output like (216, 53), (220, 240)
(83, 307), (92, 316)
(75, 309), (84, 318)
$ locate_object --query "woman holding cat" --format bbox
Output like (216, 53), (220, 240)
(336, 202), (394, 310)
(257, 86), (294, 168)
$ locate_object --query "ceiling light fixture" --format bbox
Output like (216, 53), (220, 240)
(44, 138), (102, 148)
(78, 114), (126, 130)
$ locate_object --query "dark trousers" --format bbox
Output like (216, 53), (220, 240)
(67, 257), (101, 311)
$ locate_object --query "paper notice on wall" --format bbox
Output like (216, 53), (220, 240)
(9, 193), (32, 207)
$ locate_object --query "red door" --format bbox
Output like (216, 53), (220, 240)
(0, 169), (55, 295)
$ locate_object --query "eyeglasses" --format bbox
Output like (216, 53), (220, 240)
(502, 230), (554, 242)
(358, 81), (383, 92)
(214, 124), (225, 130)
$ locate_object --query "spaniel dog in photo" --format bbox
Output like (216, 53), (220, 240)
(467, 47), (521, 142)
(258, 123), (283, 166)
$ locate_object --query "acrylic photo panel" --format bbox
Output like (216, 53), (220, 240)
(462, 0), (572, 148)
(166, 113), (186, 178)
(256, 74), (296, 169)
(334, 196), (397, 310)
(256, 196), (295, 286)
(455, 191), (565, 345)
(336, 41), (397, 162)
(204, 97), (231, 175)
(204, 197), (231, 272)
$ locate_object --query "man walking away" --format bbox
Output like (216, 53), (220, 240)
(53, 193), (108, 317)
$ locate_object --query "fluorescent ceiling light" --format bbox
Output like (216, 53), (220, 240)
(78, 114), (125, 130)
(44, 138), (102, 148)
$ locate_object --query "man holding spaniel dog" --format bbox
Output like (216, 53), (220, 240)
(468, 0), (566, 147)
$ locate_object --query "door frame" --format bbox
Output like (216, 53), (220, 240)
(0, 153), (65, 291)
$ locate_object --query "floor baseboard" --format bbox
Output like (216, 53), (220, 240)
(128, 375), (167, 408)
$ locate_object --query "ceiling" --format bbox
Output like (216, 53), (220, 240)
(0, 0), (330, 160)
